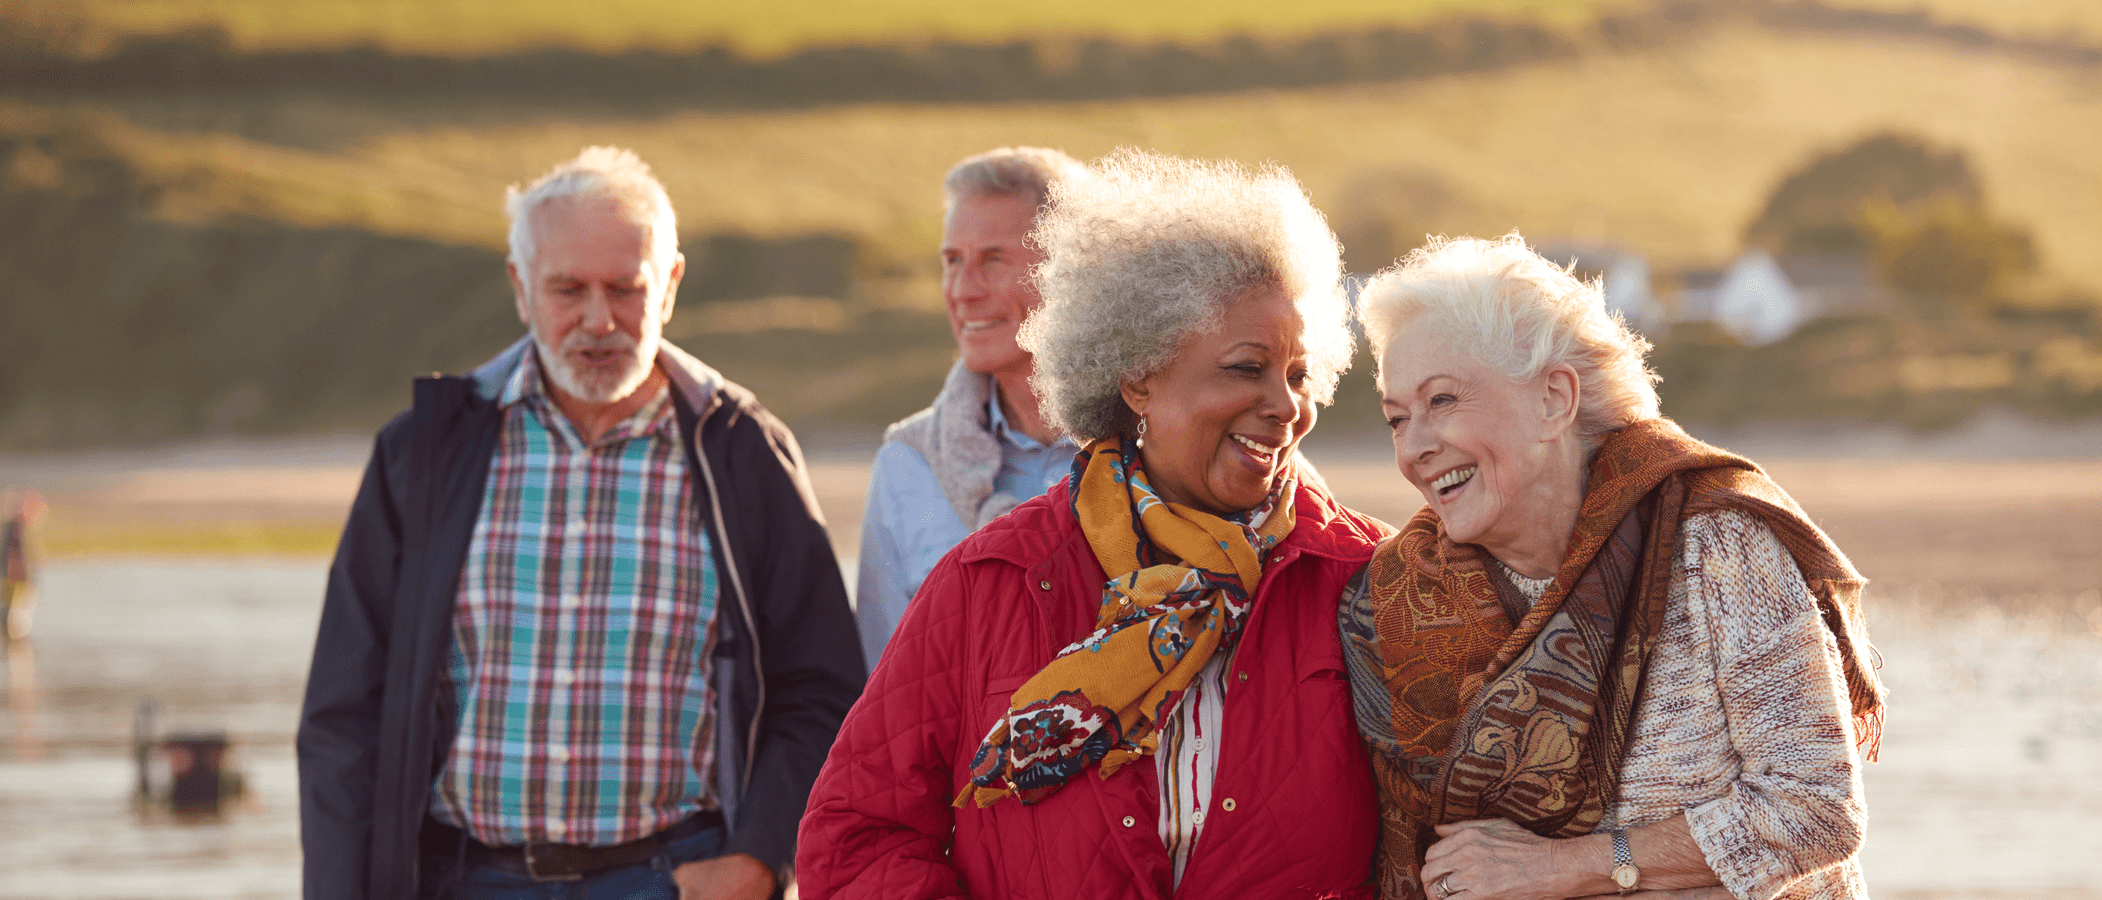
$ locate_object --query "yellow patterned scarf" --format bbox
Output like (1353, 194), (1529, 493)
(955, 436), (1296, 808)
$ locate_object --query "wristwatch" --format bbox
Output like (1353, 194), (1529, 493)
(1610, 828), (1640, 894)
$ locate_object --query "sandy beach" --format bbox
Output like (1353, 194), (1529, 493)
(2, 419), (2099, 898)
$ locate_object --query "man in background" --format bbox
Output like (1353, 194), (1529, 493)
(1, 489), (43, 640)
(298, 147), (862, 899)
(854, 147), (1084, 667)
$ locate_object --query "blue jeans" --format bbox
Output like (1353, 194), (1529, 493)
(418, 824), (727, 900)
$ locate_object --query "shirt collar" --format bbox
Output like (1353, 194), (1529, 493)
(499, 343), (546, 409)
(986, 383), (1077, 452)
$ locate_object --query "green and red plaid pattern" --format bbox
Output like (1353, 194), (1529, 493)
(431, 350), (720, 846)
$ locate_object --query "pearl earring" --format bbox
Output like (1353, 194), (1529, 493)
(1135, 416), (1148, 449)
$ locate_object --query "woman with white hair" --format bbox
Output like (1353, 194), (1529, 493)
(798, 149), (1392, 898)
(1340, 234), (1884, 900)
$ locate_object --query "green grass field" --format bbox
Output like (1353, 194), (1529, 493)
(27, 21), (2099, 294)
(27, 0), (1639, 56)
(6, 3), (2100, 450)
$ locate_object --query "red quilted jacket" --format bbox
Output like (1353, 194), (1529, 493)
(798, 478), (1392, 899)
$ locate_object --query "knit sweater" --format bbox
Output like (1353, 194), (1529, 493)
(1503, 509), (1868, 900)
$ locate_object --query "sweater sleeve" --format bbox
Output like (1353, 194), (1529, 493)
(1678, 510), (1868, 900)
(797, 552), (976, 900)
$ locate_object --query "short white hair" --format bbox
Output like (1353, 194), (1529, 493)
(1357, 233), (1660, 446)
(943, 146), (1086, 215)
(1018, 148), (1352, 442)
(505, 146), (679, 278)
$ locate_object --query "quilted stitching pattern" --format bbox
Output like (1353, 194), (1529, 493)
(799, 483), (1391, 899)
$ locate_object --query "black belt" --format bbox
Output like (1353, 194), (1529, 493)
(424, 810), (724, 882)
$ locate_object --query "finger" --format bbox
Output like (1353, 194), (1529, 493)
(1419, 860), (1452, 888)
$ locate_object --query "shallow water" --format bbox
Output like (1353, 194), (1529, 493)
(1, 560), (318, 900)
(4, 558), (2100, 899)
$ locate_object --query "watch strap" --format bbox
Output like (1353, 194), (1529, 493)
(1610, 828), (1639, 894)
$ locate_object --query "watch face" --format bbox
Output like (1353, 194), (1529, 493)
(1612, 863), (1640, 890)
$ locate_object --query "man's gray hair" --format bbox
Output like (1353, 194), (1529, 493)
(1017, 148), (1353, 443)
(942, 146), (1086, 215)
(1356, 233), (1661, 447)
(506, 146), (679, 278)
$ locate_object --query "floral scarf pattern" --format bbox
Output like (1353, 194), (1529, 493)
(955, 436), (1295, 807)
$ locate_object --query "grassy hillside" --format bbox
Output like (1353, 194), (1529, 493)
(24, 0), (1636, 56)
(25, 0), (2101, 56)
(4, 7), (2101, 447)
(23, 25), (2099, 288)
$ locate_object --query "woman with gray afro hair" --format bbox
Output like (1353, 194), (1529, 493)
(799, 148), (1392, 897)
(1019, 147), (1354, 444)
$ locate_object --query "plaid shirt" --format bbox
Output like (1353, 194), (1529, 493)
(430, 349), (721, 846)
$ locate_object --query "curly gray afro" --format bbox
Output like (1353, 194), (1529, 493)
(1017, 148), (1352, 442)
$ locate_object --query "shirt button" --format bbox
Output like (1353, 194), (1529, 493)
(550, 746), (571, 763)
(1039, 580), (1052, 591)
(1121, 816), (1136, 828)
(554, 669), (574, 685)
(1193, 810), (1204, 824)
(546, 820), (567, 837)
(1193, 737), (1204, 750)
(1222, 798), (1237, 812)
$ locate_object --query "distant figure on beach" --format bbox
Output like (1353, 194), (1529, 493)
(296, 147), (863, 900)
(854, 147), (1085, 667)
(1, 489), (44, 640)
(1341, 234), (1883, 900)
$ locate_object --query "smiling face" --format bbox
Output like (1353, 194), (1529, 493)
(1120, 285), (1316, 517)
(509, 194), (682, 406)
(1379, 318), (1586, 574)
(943, 192), (1047, 379)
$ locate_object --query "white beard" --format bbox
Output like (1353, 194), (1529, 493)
(534, 326), (658, 404)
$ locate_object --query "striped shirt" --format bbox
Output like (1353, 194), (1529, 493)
(1157, 651), (1232, 887)
(430, 349), (722, 847)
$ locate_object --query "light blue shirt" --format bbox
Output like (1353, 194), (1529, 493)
(855, 394), (1076, 669)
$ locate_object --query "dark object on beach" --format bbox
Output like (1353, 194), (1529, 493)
(164, 732), (234, 814)
(133, 699), (247, 817)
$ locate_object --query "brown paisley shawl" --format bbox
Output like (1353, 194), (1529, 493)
(1340, 417), (1884, 899)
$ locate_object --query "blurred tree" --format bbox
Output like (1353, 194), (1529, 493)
(1744, 131), (2034, 311)
(1855, 196), (2034, 311)
(1743, 132), (1979, 256)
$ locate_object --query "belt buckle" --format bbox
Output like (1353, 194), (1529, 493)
(521, 841), (585, 882)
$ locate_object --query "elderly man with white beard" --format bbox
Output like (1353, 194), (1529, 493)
(297, 147), (863, 900)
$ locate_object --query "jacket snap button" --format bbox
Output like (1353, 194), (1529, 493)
(1122, 816), (1135, 827)
(1237, 671), (1248, 682)
(1271, 554), (1283, 564)
(1222, 798), (1237, 812)
(1039, 580), (1052, 591)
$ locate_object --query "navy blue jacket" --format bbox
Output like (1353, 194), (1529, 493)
(296, 338), (864, 899)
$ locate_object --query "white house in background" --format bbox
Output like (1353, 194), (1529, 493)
(1712, 249), (1804, 346)
(1675, 249), (1897, 346)
(1532, 241), (1665, 334)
